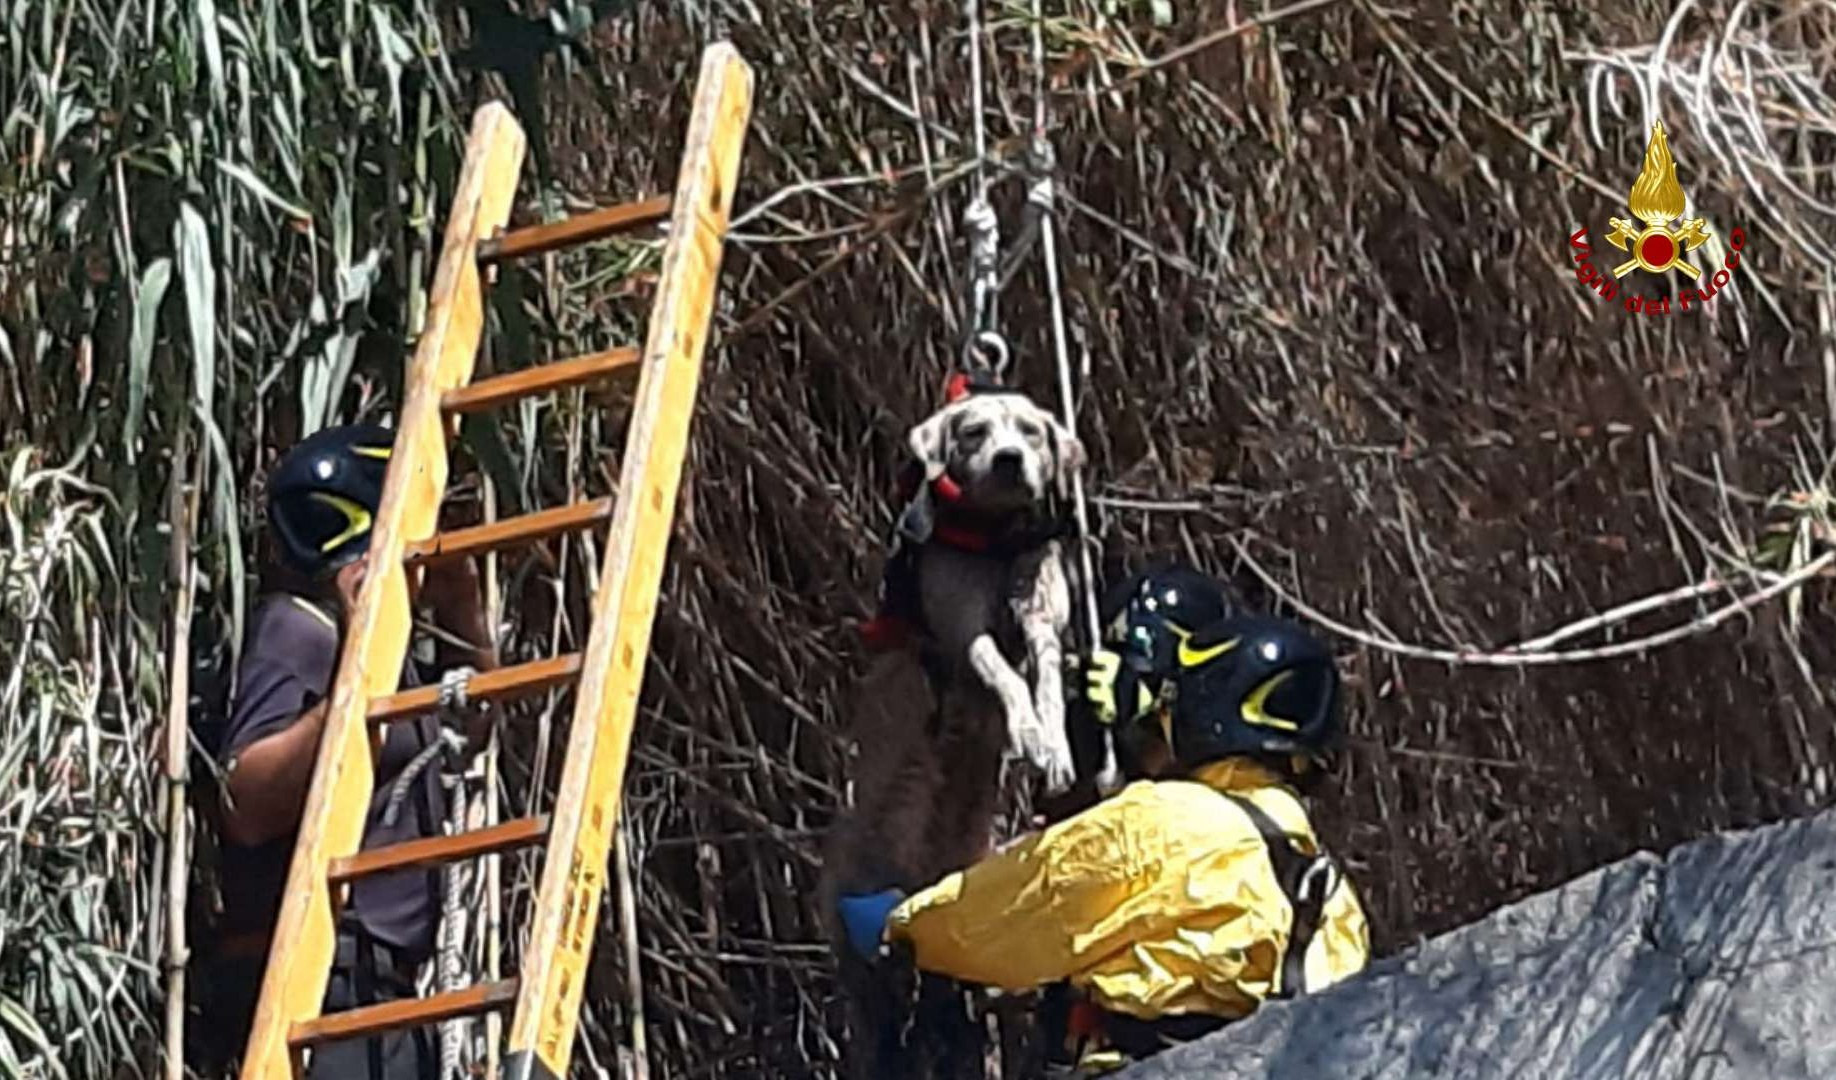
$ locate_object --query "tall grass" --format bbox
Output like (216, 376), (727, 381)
(0, 0), (470, 1072)
(0, 448), (146, 1078)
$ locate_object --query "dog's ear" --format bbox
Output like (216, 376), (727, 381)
(907, 410), (952, 481)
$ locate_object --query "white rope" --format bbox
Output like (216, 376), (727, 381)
(1028, 0), (1102, 650)
(965, 199), (1002, 349)
(432, 665), (475, 1079)
(1039, 203), (1100, 646)
(379, 665), (479, 1077)
(956, 0), (1099, 650)
(965, 0), (989, 199)
(381, 666), (475, 826)
(437, 775), (470, 1080)
(962, 0), (1004, 368)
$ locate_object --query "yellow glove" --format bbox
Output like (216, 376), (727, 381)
(1085, 648), (1122, 725)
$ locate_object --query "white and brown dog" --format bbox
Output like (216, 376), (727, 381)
(821, 384), (1087, 1078)
(897, 388), (1086, 792)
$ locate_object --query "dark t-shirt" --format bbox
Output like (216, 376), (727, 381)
(218, 593), (446, 956)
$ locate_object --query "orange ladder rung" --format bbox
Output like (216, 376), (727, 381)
(477, 195), (672, 265)
(327, 816), (550, 885)
(288, 980), (520, 1052)
(441, 347), (640, 416)
(404, 498), (615, 568)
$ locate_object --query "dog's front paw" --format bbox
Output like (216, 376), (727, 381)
(1009, 708), (1076, 795)
(1033, 698), (1076, 795)
(1027, 663), (1077, 794)
(1034, 737), (1076, 795)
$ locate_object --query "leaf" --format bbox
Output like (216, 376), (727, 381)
(173, 203), (216, 416)
(198, 409), (244, 667)
(268, 59), (305, 188)
(370, 6), (415, 126)
(0, 994), (57, 1077)
(296, 292), (332, 438)
(196, 0), (225, 109)
(331, 168), (352, 274)
(319, 247), (384, 426)
(121, 259), (171, 465)
(460, 413), (525, 517)
(217, 159), (310, 223)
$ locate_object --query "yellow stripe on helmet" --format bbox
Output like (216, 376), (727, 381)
(1241, 670), (1301, 731)
(350, 444), (393, 460)
(1177, 635), (1239, 668)
(309, 492), (374, 553)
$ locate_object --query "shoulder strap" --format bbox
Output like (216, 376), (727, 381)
(1220, 791), (1342, 1000)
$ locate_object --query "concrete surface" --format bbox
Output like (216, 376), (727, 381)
(1118, 809), (1836, 1080)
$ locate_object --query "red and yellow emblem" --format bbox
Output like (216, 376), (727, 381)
(1603, 120), (1712, 279)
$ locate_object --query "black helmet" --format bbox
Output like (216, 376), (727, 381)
(1102, 565), (1236, 682)
(267, 423), (394, 579)
(1166, 614), (1341, 772)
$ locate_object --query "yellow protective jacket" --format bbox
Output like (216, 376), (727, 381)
(885, 759), (1370, 1021)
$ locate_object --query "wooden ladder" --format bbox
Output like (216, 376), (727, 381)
(236, 42), (753, 1080)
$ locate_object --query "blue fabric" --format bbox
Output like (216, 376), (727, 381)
(838, 890), (904, 958)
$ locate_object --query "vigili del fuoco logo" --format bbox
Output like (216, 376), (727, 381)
(1568, 120), (1746, 315)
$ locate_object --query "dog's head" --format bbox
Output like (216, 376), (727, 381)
(906, 393), (1085, 514)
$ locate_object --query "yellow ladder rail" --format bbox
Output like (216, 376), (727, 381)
(502, 43), (754, 1080)
(236, 100), (526, 1080)
(235, 41), (753, 1080)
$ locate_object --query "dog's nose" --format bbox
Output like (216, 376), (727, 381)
(991, 449), (1024, 475)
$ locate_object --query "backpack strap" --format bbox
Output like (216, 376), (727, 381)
(1220, 791), (1342, 1000)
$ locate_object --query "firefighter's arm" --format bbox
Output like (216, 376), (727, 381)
(221, 697), (330, 847)
(885, 783), (1199, 991)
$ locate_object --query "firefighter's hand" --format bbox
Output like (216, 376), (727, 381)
(333, 555), (369, 626)
(422, 556), (498, 671)
(1084, 648), (1122, 726)
(838, 889), (904, 960)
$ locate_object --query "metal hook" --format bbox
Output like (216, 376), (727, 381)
(963, 330), (1011, 382)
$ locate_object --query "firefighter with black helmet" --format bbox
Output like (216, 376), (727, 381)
(204, 423), (496, 1079)
(265, 422), (396, 578)
(1080, 564), (1237, 782)
(837, 608), (1370, 1073)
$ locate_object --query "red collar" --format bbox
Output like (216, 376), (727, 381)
(931, 498), (1068, 556)
(932, 521), (995, 552)
(921, 473), (1010, 553)
(900, 464), (1064, 556)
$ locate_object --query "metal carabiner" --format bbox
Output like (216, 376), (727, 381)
(962, 329), (1011, 382)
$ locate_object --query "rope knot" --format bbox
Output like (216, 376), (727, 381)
(964, 194), (1003, 346)
(380, 666), (481, 828)
(964, 195), (1000, 256)
(439, 665), (475, 711)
